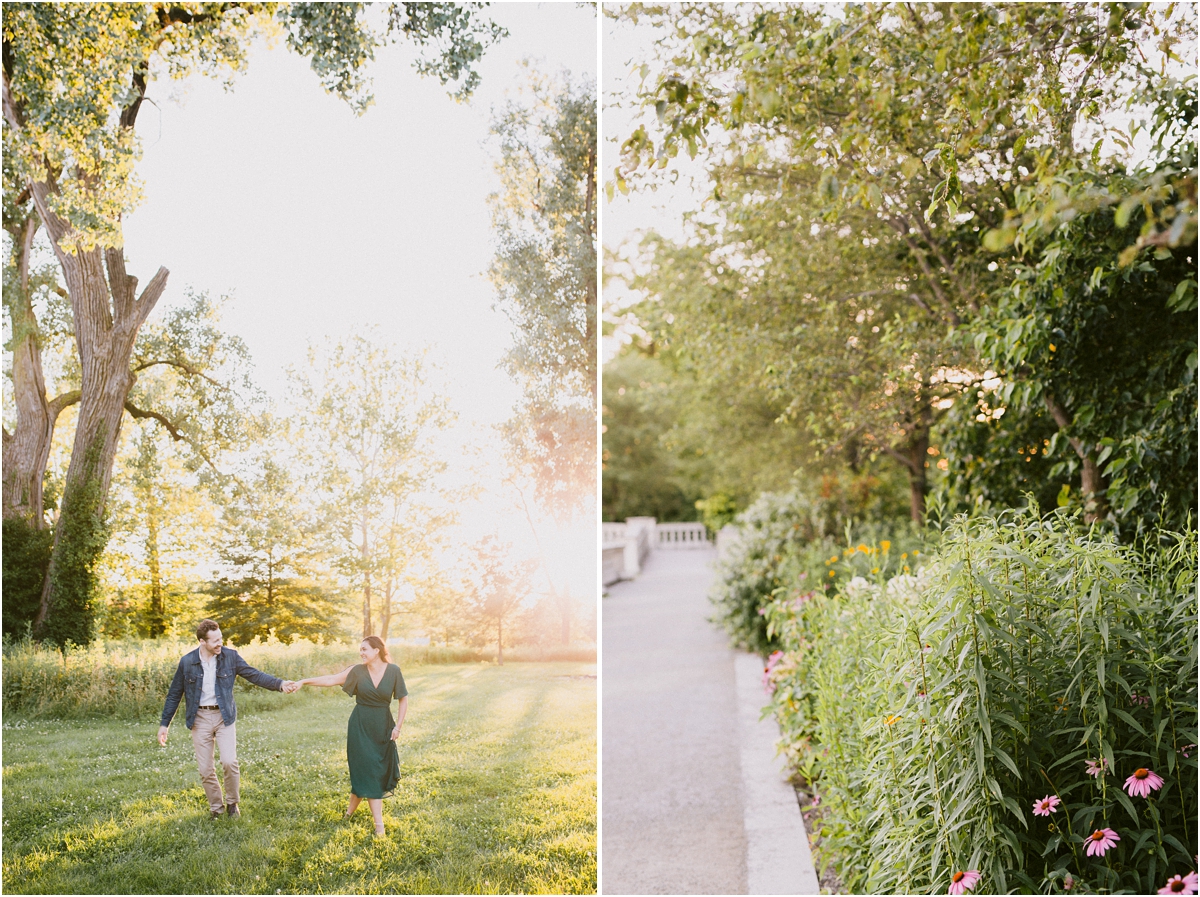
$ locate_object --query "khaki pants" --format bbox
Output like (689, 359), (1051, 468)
(191, 708), (239, 812)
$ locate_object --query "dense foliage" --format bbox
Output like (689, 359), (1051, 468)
(710, 480), (917, 655)
(762, 510), (1197, 895)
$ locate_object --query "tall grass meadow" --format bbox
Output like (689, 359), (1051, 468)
(2, 635), (595, 719)
(759, 508), (1196, 894)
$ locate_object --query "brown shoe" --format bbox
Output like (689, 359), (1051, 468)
(209, 809), (223, 819)
(225, 803), (240, 818)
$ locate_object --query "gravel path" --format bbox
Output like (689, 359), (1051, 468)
(601, 548), (819, 895)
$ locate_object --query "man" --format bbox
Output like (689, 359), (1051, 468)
(158, 619), (299, 818)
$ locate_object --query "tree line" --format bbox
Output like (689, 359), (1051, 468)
(3, 3), (597, 652)
(603, 2), (1195, 539)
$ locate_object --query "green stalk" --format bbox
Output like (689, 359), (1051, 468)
(1039, 768), (1084, 879)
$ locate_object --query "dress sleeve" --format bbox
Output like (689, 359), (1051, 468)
(392, 665), (408, 700)
(341, 665), (358, 697)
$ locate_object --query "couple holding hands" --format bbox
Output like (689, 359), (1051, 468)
(158, 620), (408, 836)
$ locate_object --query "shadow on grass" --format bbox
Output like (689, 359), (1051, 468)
(2, 662), (596, 895)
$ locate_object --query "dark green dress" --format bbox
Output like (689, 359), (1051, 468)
(341, 663), (407, 799)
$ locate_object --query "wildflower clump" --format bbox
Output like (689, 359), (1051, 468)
(757, 509), (1197, 894)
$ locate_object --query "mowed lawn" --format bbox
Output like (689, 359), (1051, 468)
(2, 662), (596, 894)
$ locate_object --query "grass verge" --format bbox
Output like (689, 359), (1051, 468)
(2, 662), (597, 894)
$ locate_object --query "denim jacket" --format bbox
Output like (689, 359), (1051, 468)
(160, 647), (283, 729)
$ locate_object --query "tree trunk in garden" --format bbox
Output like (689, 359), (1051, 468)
(497, 615), (504, 665)
(31, 237), (170, 643)
(145, 494), (165, 638)
(1043, 393), (1109, 524)
(6, 74), (168, 644)
(1, 212), (80, 526)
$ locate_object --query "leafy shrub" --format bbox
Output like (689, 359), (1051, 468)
(1, 518), (53, 640)
(765, 509), (1197, 895)
(711, 486), (921, 654)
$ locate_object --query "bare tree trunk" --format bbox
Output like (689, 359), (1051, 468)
(379, 577), (394, 641)
(32, 241), (169, 642)
(146, 501), (164, 637)
(906, 426), (930, 525)
(584, 146), (597, 400)
(497, 615), (504, 666)
(360, 513), (374, 637)
(1, 212), (79, 525)
(1043, 393), (1109, 523)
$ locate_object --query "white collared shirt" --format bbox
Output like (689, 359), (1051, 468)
(199, 651), (218, 705)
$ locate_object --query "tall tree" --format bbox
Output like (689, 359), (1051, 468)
(467, 533), (537, 664)
(2, 2), (503, 644)
(489, 67), (597, 519)
(291, 335), (458, 640)
(611, 2), (1194, 522)
(206, 448), (344, 645)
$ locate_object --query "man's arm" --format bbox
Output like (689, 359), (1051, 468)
(231, 651), (288, 692)
(158, 659), (185, 745)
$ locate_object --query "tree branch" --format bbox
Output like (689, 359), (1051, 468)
(133, 358), (224, 388)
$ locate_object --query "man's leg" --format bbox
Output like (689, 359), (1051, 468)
(191, 709), (224, 815)
(214, 720), (240, 811)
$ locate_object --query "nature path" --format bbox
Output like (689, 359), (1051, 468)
(601, 547), (819, 895)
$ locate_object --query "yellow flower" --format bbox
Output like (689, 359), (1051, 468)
(881, 540), (891, 552)
(856, 543), (869, 554)
(885, 714), (901, 726)
(901, 552), (908, 559)
(871, 567), (880, 574)
(903, 565), (911, 573)
(829, 570), (836, 577)
(1049, 343), (1057, 352)
(912, 550), (920, 557)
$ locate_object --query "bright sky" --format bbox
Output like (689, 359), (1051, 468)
(601, 9), (709, 362)
(119, 2), (598, 601)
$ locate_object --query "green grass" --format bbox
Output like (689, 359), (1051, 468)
(2, 662), (596, 894)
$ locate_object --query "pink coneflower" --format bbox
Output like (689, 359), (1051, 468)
(1063, 874), (1074, 891)
(762, 651), (784, 694)
(1124, 767), (1165, 798)
(948, 870), (981, 895)
(1085, 827), (1120, 857)
(1181, 744), (1196, 759)
(1032, 794), (1061, 816)
(1131, 691), (1152, 706)
(1158, 872), (1198, 895)
(1084, 757), (1108, 777)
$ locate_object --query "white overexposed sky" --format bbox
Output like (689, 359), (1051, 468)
(118, 2), (598, 600)
(601, 8), (710, 362)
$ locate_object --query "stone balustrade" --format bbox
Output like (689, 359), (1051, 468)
(603, 517), (712, 585)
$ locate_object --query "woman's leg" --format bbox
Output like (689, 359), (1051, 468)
(368, 798), (384, 834)
(345, 794), (362, 817)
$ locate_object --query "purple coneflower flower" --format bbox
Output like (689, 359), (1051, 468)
(1063, 874), (1074, 890)
(948, 870), (981, 895)
(762, 651), (784, 694)
(1181, 744), (1196, 759)
(1158, 871), (1198, 895)
(1131, 691), (1151, 706)
(1085, 827), (1120, 857)
(1084, 757), (1108, 777)
(1032, 794), (1061, 816)
(1124, 767), (1164, 798)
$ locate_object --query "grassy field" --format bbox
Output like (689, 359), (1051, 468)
(2, 662), (596, 894)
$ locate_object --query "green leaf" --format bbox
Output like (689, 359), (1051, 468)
(1167, 279), (1197, 312)
(1114, 196), (1140, 229)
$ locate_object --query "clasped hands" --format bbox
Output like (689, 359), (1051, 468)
(281, 680), (302, 694)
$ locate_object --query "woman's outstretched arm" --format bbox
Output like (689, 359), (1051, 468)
(299, 666), (354, 688)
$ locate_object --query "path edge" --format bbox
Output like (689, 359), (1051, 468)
(734, 651), (821, 895)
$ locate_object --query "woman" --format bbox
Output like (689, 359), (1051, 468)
(298, 636), (408, 835)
